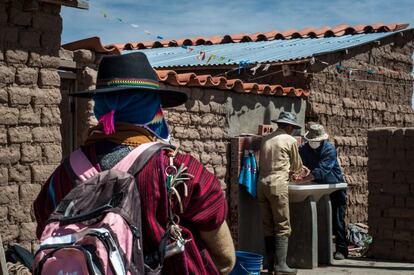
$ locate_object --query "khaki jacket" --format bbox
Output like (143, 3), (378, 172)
(258, 128), (303, 185)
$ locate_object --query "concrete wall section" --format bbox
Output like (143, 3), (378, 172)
(227, 94), (306, 136)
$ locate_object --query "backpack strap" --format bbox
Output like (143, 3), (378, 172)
(69, 142), (172, 182)
(69, 149), (99, 182)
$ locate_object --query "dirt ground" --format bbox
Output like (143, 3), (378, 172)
(296, 258), (414, 275)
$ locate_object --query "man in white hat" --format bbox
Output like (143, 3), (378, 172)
(258, 111), (309, 275)
(298, 123), (348, 260)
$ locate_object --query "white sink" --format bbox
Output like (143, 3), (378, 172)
(288, 183), (347, 203)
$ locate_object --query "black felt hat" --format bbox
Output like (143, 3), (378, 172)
(70, 52), (188, 108)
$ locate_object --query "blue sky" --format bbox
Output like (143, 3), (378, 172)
(62, 0), (414, 108)
(61, 0), (414, 44)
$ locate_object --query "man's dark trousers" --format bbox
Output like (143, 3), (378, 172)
(330, 189), (348, 256)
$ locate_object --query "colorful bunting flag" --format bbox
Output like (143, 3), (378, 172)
(238, 61), (250, 74)
(250, 63), (262, 75)
(206, 54), (217, 64)
(101, 11), (108, 18)
(263, 64), (271, 71)
(197, 51), (206, 60)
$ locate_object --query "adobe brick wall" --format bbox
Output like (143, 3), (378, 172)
(165, 87), (230, 188)
(367, 127), (414, 262)
(308, 40), (414, 224)
(0, 0), (62, 250)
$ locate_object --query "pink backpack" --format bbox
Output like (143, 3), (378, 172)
(33, 142), (169, 275)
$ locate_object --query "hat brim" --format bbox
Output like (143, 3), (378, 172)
(271, 119), (302, 129)
(304, 132), (329, 141)
(69, 86), (188, 108)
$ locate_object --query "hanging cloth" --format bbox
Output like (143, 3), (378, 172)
(238, 150), (258, 197)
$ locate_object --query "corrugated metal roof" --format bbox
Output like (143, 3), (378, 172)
(127, 30), (408, 68)
(112, 23), (408, 51)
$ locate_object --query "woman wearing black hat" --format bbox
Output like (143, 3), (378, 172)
(33, 52), (235, 274)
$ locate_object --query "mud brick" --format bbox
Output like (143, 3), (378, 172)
(406, 197), (414, 207)
(74, 49), (95, 64)
(258, 124), (273, 136)
(376, 228), (394, 240)
(383, 183), (409, 195)
(395, 220), (406, 230)
(0, 64), (15, 84)
(405, 128), (414, 137)
(8, 87), (33, 105)
(31, 164), (57, 182)
(403, 136), (414, 149)
(368, 168), (393, 183)
(406, 149), (414, 161)
(393, 171), (407, 184)
(9, 7), (32, 26)
(0, 145), (20, 164)
(16, 67), (38, 85)
(19, 184), (41, 203)
(8, 126), (32, 143)
(33, 13), (62, 33)
(0, 167), (8, 185)
(367, 206), (382, 218)
(369, 194), (393, 206)
(393, 129), (406, 149)
(19, 222), (37, 241)
(39, 69), (60, 87)
(393, 196), (406, 207)
(5, 49), (29, 64)
(369, 217), (394, 230)
(385, 208), (414, 219)
(393, 149), (406, 160)
(0, 185), (18, 205)
(393, 231), (412, 242)
(19, 30), (41, 49)
(370, 240), (395, 256)
(32, 126), (61, 142)
(406, 221), (414, 230)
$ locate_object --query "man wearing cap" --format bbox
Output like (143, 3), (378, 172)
(258, 111), (308, 275)
(33, 53), (235, 274)
(298, 124), (348, 260)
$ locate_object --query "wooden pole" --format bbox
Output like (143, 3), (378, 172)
(0, 235), (8, 275)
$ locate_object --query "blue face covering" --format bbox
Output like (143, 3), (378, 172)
(93, 91), (170, 140)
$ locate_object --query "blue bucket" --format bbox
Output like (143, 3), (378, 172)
(230, 251), (263, 275)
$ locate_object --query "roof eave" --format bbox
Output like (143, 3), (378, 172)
(39, 0), (89, 9)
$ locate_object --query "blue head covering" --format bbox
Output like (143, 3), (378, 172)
(93, 91), (170, 141)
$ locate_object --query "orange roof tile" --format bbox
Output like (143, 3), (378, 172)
(156, 70), (309, 98)
(62, 23), (409, 55)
